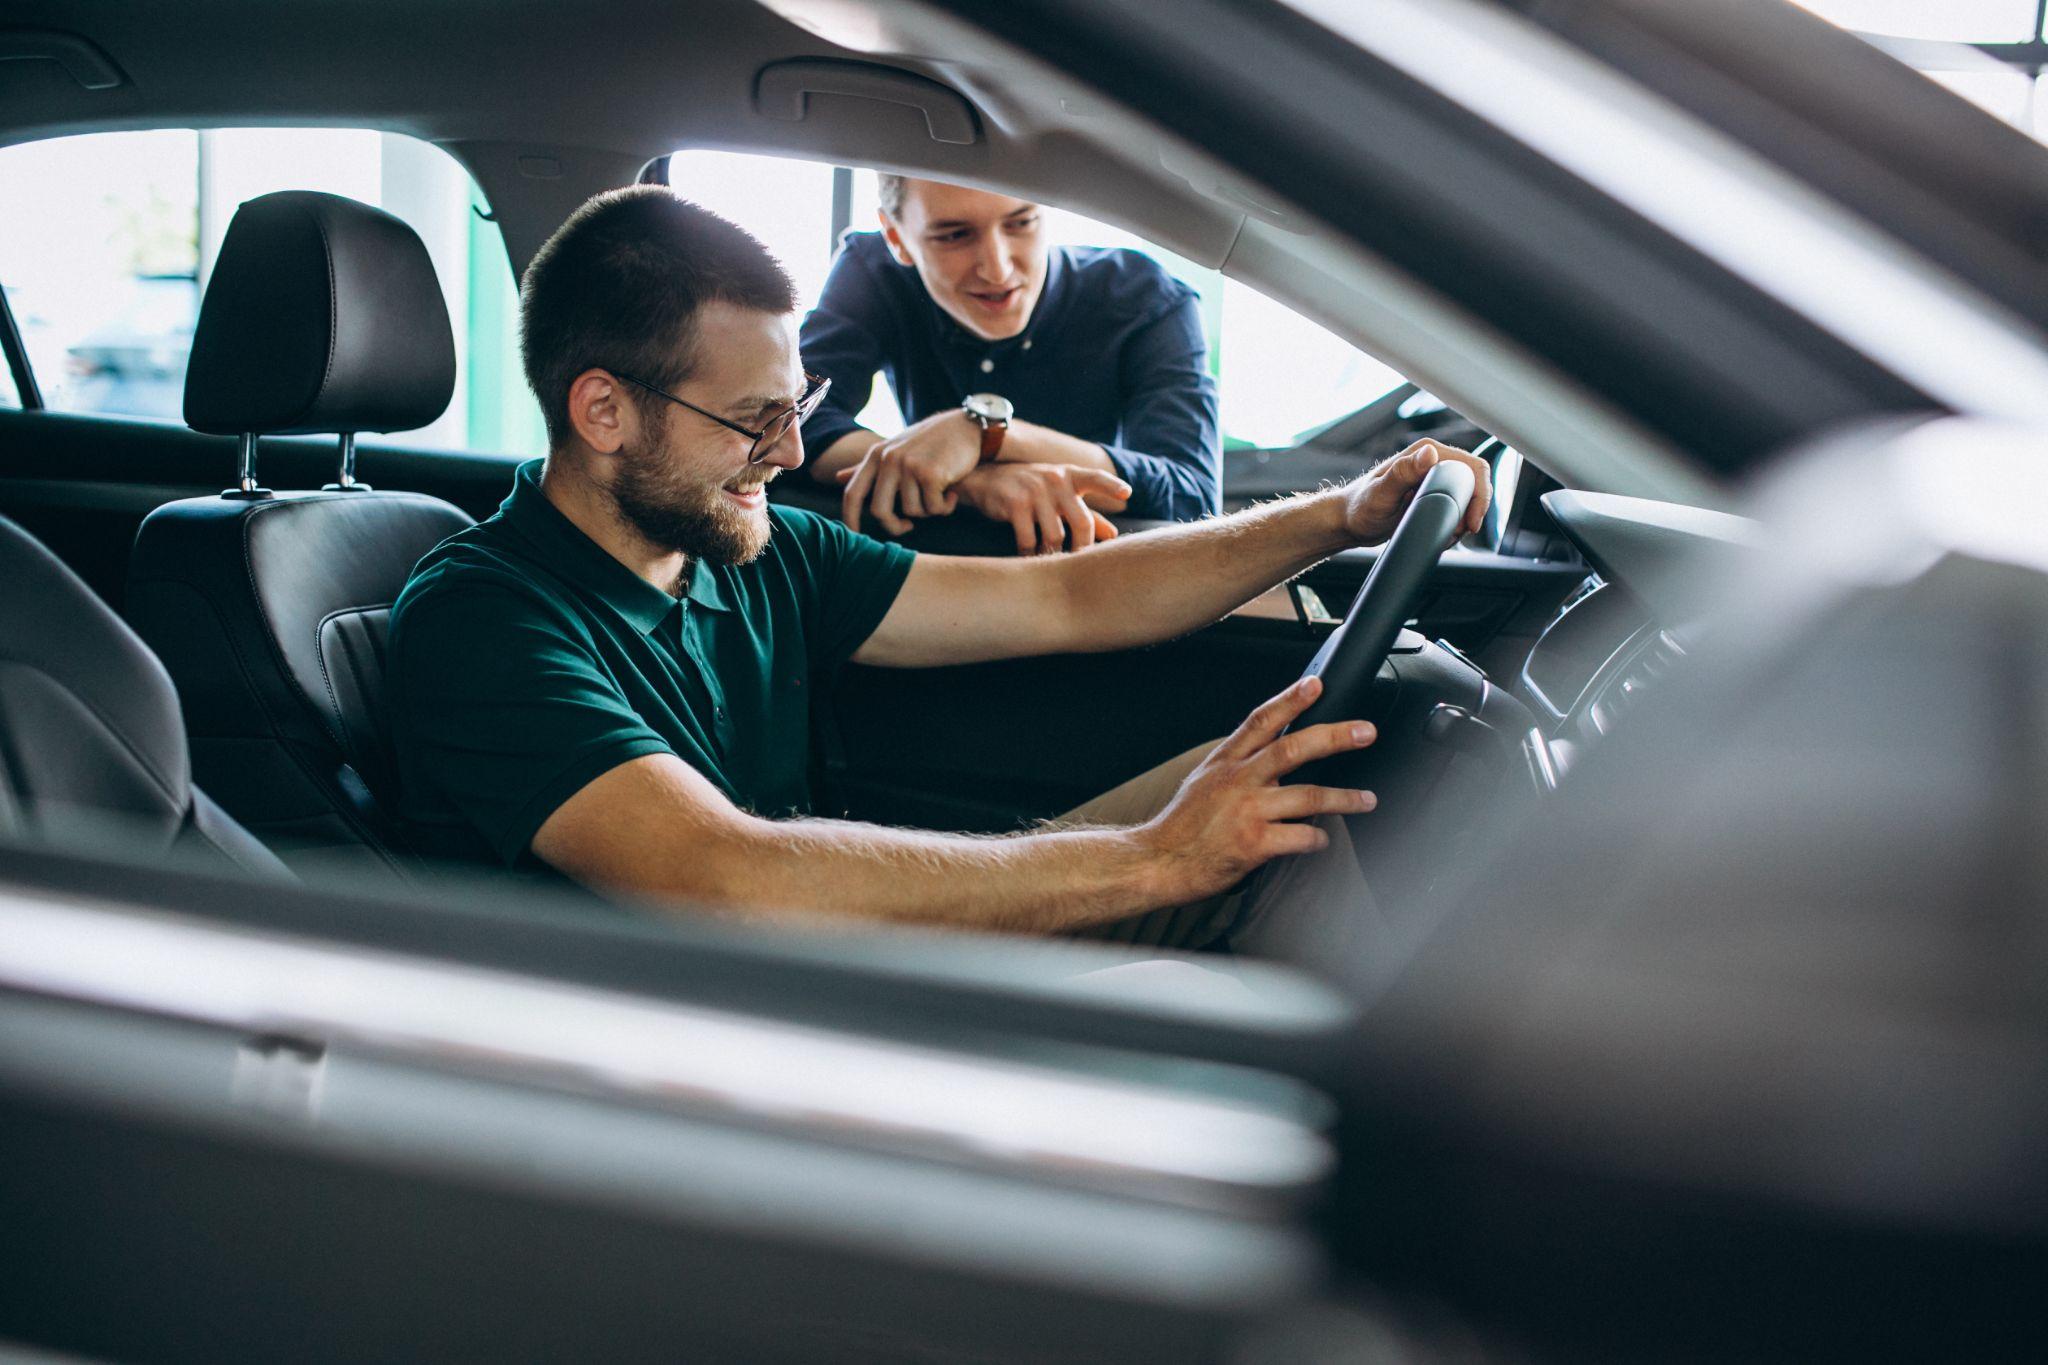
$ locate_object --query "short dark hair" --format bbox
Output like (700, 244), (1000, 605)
(876, 172), (907, 218)
(519, 185), (797, 449)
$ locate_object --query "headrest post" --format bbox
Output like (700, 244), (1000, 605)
(222, 432), (272, 501)
(323, 433), (372, 493)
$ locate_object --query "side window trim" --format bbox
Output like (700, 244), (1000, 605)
(0, 283), (42, 408)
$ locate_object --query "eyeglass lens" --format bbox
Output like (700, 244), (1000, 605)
(750, 407), (800, 462)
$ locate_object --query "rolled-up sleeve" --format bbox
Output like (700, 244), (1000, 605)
(1102, 291), (1222, 520)
(799, 245), (884, 458)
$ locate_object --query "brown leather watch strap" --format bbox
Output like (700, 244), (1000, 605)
(977, 415), (1008, 463)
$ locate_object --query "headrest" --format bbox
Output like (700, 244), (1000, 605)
(183, 191), (456, 437)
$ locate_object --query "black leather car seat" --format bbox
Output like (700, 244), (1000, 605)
(124, 191), (475, 881)
(0, 515), (288, 879)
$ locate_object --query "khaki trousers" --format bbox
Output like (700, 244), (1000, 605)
(1053, 741), (1382, 966)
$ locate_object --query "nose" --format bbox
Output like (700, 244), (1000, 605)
(972, 231), (1008, 284)
(759, 421), (805, 472)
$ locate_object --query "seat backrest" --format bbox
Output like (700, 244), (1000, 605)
(127, 492), (473, 876)
(124, 190), (474, 881)
(0, 515), (289, 880)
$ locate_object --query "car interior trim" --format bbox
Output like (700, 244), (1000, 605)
(0, 888), (1335, 1210)
(1222, 213), (1717, 508)
(0, 283), (41, 410)
(754, 58), (981, 145)
(1292, 0), (2048, 425)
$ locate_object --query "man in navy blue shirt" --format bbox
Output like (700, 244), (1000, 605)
(800, 175), (1221, 554)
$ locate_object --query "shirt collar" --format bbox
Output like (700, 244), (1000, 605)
(501, 459), (734, 634)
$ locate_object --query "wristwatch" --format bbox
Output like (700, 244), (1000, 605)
(962, 392), (1014, 464)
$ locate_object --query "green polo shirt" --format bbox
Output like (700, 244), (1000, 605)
(390, 459), (915, 869)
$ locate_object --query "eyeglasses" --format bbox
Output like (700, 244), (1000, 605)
(613, 369), (832, 463)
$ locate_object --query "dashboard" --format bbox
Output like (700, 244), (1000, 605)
(1514, 490), (1757, 788)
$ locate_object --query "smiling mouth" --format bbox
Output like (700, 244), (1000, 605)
(966, 286), (1022, 309)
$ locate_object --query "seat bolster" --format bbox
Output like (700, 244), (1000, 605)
(0, 520), (192, 830)
(0, 515), (286, 881)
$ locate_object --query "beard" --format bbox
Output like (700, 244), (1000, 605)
(609, 421), (775, 570)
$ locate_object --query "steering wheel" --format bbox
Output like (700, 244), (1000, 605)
(1289, 458), (1477, 742)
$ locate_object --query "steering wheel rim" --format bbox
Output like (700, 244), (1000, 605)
(1289, 458), (1477, 738)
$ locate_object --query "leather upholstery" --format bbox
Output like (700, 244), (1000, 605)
(127, 491), (473, 878)
(0, 515), (288, 879)
(183, 191), (456, 437)
(129, 190), (477, 880)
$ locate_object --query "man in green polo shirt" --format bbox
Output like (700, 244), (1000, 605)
(391, 186), (1488, 948)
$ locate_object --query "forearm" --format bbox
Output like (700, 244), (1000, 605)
(663, 814), (1167, 934)
(1051, 489), (1351, 652)
(809, 429), (882, 483)
(998, 420), (1117, 474)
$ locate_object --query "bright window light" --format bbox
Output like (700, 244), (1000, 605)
(0, 128), (545, 453)
(674, 156), (1411, 453)
(1788, 0), (2038, 43)
(1927, 67), (2037, 125)
(668, 150), (840, 308)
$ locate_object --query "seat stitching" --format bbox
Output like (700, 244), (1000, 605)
(235, 493), (462, 753)
(319, 602), (394, 758)
(238, 496), (354, 751)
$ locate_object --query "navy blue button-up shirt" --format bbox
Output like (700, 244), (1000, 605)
(799, 232), (1221, 521)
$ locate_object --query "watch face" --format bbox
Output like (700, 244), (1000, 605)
(963, 392), (1013, 423)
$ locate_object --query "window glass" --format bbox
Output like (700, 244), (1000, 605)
(0, 130), (200, 422)
(1927, 67), (2037, 125)
(667, 150), (904, 435)
(0, 129), (545, 454)
(669, 150), (1408, 459)
(1789, 0), (2039, 43)
(1030, 196), (1407, 449)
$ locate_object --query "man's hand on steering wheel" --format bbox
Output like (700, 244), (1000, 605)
(1281, 437), (1490, 744)
(1131, 675), (1379, 906)
(1343, 439), (1493, 545)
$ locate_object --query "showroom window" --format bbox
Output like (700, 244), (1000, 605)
(0, 128), (547, 454)
(666, 150), (1408, 464)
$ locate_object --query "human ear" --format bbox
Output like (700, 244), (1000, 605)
(878, 212), (915, 267)
(566, 369), (629, 455)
